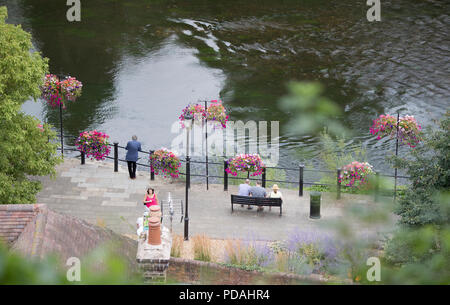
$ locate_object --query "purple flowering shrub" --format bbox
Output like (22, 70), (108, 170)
(244, 240), (275, 268)
(222, 229), (344, 276)
(286, 229), (341, 274)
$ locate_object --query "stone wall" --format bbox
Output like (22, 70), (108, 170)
(136, 226), (172, 283)
(167, 258), (346, 285)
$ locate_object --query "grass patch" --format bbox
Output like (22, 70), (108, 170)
(192, 234), (212, 262)
(171, 234), (184, 258)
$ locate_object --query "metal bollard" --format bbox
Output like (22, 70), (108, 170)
(150, 150), (155, 181)
(310, 191), (321, 219)
(299, 164), (304, 197)
(114, 142), (119, 172)
(262, 167), (266, 188)
(224, 160), (228, 191)
(337, 168), (341, 200)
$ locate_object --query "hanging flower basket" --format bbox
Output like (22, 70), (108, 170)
(226, 153), (265, 177)
(370, 114), (422, 148)
(41, 74), (83, 108)
(75, 130), (111, 161)
(397, 115), (422, 148)
(206, 100), (228, 129)
(179, 100), (228, 129)
(60, 76), (83, 102)
(150, 148), (181, 179)
(179, 104), (206, 128)
(370, 114), (397, 140)
(41, 74), (62, 107)
(339, 161), (374, 189)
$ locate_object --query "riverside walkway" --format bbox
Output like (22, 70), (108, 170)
(34, 158), (390, 241)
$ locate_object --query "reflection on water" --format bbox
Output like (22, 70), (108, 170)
(101, 35), (225, 150)
(2, 0), (449, 172)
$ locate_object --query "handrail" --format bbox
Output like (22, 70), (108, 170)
(56, 134), (410, 199)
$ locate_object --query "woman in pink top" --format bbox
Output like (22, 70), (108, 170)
(143, 188), (158, 208)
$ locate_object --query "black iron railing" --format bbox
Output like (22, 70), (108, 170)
(54, 134), (410, 200)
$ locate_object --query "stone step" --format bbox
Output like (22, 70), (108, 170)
(101, 201), (137, 207)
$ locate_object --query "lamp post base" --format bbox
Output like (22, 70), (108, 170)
(184, 218), (189, 241)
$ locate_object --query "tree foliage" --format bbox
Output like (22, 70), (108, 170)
(382, 114), (450, 278)
(0, 242), (142, 284)
(0, 6), (61, 204)
(390, 113), (449, 226)
(279, 82), (348, 137)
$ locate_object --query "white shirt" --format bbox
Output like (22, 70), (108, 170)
(269, 191), (282, 198)
(136, 217), (143, 236)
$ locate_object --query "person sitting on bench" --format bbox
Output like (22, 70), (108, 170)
(238, 179), (252, 209)
(268, 184), (283, 211)
(250, 181), (267, 212)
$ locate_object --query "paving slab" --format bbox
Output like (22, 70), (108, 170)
(32, 158), (395, 242)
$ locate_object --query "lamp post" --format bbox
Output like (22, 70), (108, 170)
(394, 112), (400, 201)
(185, 113), (194, 162)
(56, 74), (67, 156)
(59, 102), (64, 156)
(204, 100), (209, 190)
(41, 73), (82, 158)
(183, 113), (194, 241)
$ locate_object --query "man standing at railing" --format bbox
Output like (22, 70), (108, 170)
(125, 135), (141, 179)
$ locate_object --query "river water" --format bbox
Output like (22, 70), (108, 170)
(2, 0), (449, 174)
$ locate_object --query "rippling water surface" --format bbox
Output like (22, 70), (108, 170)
(2, 0), (449, 173)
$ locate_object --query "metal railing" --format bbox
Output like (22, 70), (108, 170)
(55, 134), (410, 200)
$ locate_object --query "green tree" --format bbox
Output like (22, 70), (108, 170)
(0, 6), (61, 204)
(390, 113), (449, 226)
(382, 114), (450, 278)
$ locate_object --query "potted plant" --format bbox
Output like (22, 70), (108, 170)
(226, 153), (265, 177)
(339, 161), (374, 190)
(75, 130), (111, 161)
(150, 148), (181, 179)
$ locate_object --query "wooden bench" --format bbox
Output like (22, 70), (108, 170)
(230, 195), (282, 216)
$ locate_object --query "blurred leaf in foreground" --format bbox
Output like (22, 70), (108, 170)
(279, 82), (348, 137)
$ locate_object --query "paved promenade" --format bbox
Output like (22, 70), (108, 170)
(34, 158), (391, 241)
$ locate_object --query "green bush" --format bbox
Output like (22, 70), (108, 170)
(390, 113), (450, 226)
(381, 225), (450, 284)
(265, 167), (289, 189)
(384, 226), (438, 265)
(0, 242), (141, 284)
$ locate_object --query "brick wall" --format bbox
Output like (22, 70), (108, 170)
(167, 258), (344, 285)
